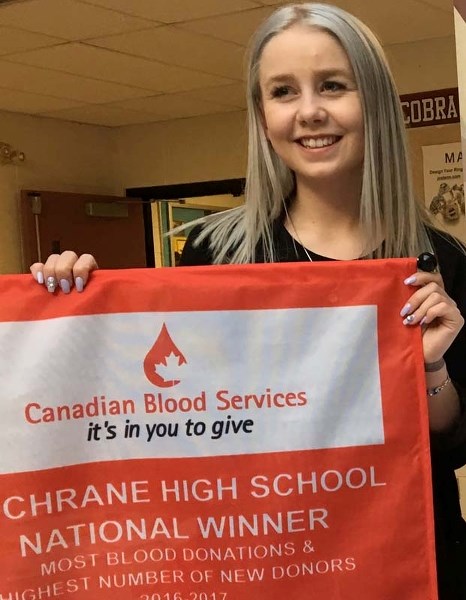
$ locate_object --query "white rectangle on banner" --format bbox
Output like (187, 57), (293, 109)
(0, 306), (383, 473)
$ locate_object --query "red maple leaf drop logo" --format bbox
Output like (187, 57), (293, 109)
(143, 323), (187, 387)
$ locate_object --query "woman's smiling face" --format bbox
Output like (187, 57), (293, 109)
(259, 25), (365, 188)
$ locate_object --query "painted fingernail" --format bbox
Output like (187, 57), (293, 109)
(36, 271), (44, 285)
(403, 314), (415, 325)
(420, 317), (427, 326)
(404, 275), (417, 285)
(400, 303), (411, 317)
(46, 276), (57, 293)
(60, 279), (71, 294)
(75, 277), (84, 293)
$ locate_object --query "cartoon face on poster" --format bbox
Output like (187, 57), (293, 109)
(422, 142), (465, 242)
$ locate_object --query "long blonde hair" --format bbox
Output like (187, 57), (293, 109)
(193, 2), (433, 264)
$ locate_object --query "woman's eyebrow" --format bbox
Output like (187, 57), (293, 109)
(262, 67), (353, 86)
(315, 67), (353, 78)
(262, 74), (294, 86)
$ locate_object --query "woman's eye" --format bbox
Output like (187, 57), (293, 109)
(271, 85), (291, 98)
(322, 80), (345, 92)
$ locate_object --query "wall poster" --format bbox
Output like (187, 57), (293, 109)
(422, 142), (465, 243)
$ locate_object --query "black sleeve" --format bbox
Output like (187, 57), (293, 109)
(430, 231), (466, 469)
(179, 225), (214, 266)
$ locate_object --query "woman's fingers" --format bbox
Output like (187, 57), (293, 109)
(400, 282), (454, 325)
(29, 262), (45, 284)
(401, 271), (447, 321)
(43, 252), (75, 293)
(403, 293), (458, 328)
(403, 271), (444, 289)
(72, 254), (99, 292)
(30, 251), (99, 293)
(401, 270), (464, 363)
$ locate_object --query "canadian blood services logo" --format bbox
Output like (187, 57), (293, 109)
(143, 323), (187, 388)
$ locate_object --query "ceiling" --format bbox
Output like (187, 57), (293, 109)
(0, 0), (456, 127)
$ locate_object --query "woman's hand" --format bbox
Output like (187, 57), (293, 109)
(401, 270), (464, 431)
(30, 251), (99, 294)
(401, 271), (464, 364)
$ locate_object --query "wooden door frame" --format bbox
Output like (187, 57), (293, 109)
(127, 178), (245, 268)
(126, 178), (245, 202)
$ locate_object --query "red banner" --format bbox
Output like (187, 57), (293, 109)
(0, 260), (437, 599)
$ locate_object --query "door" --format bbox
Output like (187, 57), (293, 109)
(152, 194), (244, 267)
(20, 190), (150, 271)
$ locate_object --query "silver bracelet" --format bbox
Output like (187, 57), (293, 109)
(427, 376), (451, 397)
(424, 358), (445, 372)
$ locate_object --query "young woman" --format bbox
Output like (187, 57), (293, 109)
(31, 4), (465, 596)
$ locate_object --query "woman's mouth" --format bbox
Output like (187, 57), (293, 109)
(297, 135), (341, 149)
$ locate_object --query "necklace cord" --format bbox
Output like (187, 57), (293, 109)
(284, 206), (313, 262)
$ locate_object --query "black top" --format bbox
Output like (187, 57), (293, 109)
(181, 221), (466, 599)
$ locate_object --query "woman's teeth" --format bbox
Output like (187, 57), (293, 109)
(299, 136), (339, 149)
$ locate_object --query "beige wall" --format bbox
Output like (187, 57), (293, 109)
(385, 34), (462, 205)
(114, 111), (247, 191)
(386, 36), (458, 94)
(1, 34), (461, 275)
(0, 111), (118, 274)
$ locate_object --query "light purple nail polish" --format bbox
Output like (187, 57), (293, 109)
(36, 271), (44, 285)
(400, 303), (411, 317)
(404, 275), (417, 285)
(75, 277), (84, 293)
(60, 279), (71, 294)
(420, 317), (427, 326)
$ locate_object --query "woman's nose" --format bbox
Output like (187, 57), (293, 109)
(296, 92), (326, 124)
